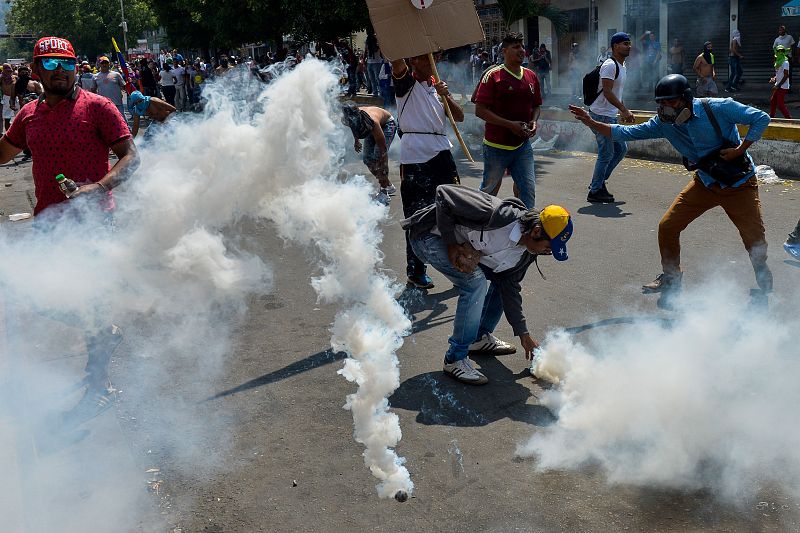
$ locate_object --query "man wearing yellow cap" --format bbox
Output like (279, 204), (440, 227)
(92, 55), (127, 118)
(402, 185), (573, 385)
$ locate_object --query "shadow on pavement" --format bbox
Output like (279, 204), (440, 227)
(206, 348), (346, 401)
(390, 357), (555, 427)
(563, 316), (675, 335)
(208, 285), (459, 402)
(784, 259), (800, 269)
(398, 285), (458, 335)
(577, 201), (632, 218)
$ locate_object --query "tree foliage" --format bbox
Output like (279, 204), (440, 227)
(282, 0), (370, 42)
(496, 0), (568, 35)
(147, 0), (370, 52)
(6, 0), (157, 59)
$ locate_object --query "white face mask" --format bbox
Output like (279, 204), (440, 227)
(658, 101), (692, 125)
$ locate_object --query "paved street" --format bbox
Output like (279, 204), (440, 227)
(2, 148), (799, 532)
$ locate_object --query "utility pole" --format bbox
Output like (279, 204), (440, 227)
(119, 0), (128, 54)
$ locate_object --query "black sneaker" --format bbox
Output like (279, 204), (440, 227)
(600, 183), (616, 202)
(407, 273), (434, 290)
(587, 188), (614, 203)
(642, 272), (682, 294)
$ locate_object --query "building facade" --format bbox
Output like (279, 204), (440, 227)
(477, 0), (800, 94)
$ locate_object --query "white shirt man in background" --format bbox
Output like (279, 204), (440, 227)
(587, 32), (635, 204)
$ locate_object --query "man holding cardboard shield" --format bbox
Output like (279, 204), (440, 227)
(391, 54), (465, 289)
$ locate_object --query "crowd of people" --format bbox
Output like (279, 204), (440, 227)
(1, 28), (799, 400)
(341, 30), (799, 384)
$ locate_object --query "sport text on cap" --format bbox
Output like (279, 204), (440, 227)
(33, 37), (76, 59)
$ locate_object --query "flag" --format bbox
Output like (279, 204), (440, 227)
(112, 37), (136, 95)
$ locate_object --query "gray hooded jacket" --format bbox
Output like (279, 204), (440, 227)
(401, 185), (541, 336)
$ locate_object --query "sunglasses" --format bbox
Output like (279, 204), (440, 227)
(41, 58), (77, 71)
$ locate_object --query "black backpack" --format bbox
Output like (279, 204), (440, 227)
(582, 59), (620, 106)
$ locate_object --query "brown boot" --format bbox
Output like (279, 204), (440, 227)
(642, 272), (682, 294)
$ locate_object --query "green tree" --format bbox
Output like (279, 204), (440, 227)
(6, 0), (157, 59)
(496, 0), (567, 35)
(281, 0), (370, 42)
(146, 0), (370, 53)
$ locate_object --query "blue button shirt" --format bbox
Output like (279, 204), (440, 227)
(611, 98), (770, 188)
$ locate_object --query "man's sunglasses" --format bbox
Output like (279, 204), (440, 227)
(41, 58), (77, 71)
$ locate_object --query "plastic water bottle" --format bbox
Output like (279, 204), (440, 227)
(55, 173), (79, 198)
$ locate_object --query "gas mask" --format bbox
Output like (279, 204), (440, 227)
(658, 100), (692, 125)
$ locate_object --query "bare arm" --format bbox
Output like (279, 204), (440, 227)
(569, 104), (612, 138)
(601, 78), (634, 123)
(0, 137), (22, 164)
(131, 114), (140, 138)
(72, 138), (139, 196)
(370, 119), (387, 154)
(438, 83), (464, 123)
(391, 59), (407, 78)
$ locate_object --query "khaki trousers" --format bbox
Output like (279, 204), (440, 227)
(658, 176), (772, 291)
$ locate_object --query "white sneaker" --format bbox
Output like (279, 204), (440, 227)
(384, 183), (397, 196)
(443, 357), (488, 385)
(468, 333), (517, 355)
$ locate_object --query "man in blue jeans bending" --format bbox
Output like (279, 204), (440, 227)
(587, 32), (635, 204)
(402, 185), (573, 385)
(473, 32), (542, 208)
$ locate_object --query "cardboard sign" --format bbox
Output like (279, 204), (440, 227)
(365, 0), (485, 59)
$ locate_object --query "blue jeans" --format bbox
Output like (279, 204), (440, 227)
(589, 112), (627, 193)
(726, 56), (742, 90)
(362, 118), (396, 166)
(481, 141), (536, 208)
(367, 63), (382, 95)
(410, 232), (504, 362)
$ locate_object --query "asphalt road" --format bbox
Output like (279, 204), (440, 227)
(3, 149), (800, 532)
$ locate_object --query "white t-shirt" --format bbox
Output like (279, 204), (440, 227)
(396, 80), (453, 164)
(159, 70), (176, 86)
(776, 61), (791, 89)
(774, 35), (795, 50)
(589, 58), (626, 118)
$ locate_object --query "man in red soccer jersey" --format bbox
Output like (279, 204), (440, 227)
(473, 32), (542, 208)
(0, 37), (139, 418)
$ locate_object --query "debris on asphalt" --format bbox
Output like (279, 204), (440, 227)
(292, 480), (298, 487)
(9, 212), (31, 221)
(756, 165), (784, 184)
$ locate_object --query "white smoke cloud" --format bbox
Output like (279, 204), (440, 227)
(265, 176), (413, 498)
(519, 283), (800, 502)
(0, 56), (411, 533)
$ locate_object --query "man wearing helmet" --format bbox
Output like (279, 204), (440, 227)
(569, 74), (772, 305)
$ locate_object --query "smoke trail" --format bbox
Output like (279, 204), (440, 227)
(518, 282), (800, 502)
(266, 176), (413, 498)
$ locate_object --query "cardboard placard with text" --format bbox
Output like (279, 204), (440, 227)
(365, 0), (485, 59)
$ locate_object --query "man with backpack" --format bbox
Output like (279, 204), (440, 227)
(569, 74), (773, 307)
(584, 32), (634, 204)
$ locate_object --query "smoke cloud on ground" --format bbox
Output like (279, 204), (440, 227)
(0, 57), (411, 531)
(519, 282), (800, 503)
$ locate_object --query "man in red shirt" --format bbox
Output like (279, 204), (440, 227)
(473, 32), (542, 208)
(0, 36), (139, 418)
